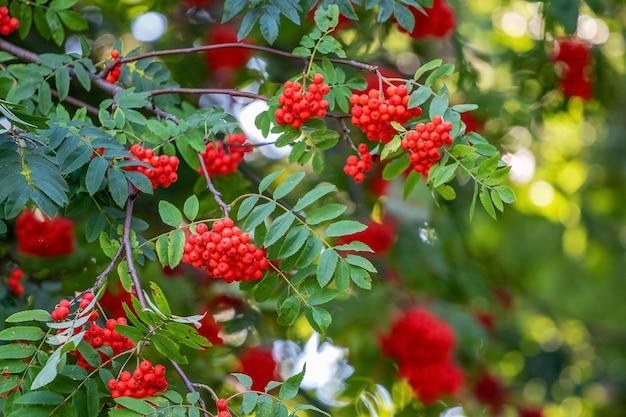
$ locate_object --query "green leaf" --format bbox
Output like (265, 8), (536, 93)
(108, 168), (128, 208)
(293, 185), (335, 211)
(317, 249), (338, 287)
(237, 195), (260, 220)
(183, 195), (199, 221)
(307, 204), (347, 225)
(425, 63), (455, 86)
(307, 288), (339, 305)
(490, 188), (504, 212)
(323, 220), (367, 237)
(350, 266), (372, 290)
(429, 95), (449, 119)
(435, 184), (456, 200)
(259, 11), (279, 44)
(393, 3), (415, 33)
(494, 185), (516, 203)
(265, 212), (296, 247)
(149, 282), (172, 316)
(231, 373), (253, 390)
(279, 364), (306, 400)
(0, 375), (20, 395)
(6, 309), (52, 323)
(76, 340), (101, 369)
(259, 169), (283, 193)
(408, 85), (432, 109)
(49, 0), (78, 10)
(46, 9), (64, 45)
(450, 103), (478, 113)
(114, 397), (156, 415)
(479, 186), (496, 219)
(186, 391), (200, 405)
(55, 67), (70, 101)
(58, 9), (87, 31)
(241, 391), (259, 414)
(344, 254), (377, 273)
(158, 200), (183, 228)
(108, 407), (143, 417)
(114, 324), (144, 343)
(451, 144), (476, 158)
(414, 59), (442, 80)
(477, 153), (500, 180)
(309, 129), (339, 150)
(306, 306), (332, 332)
(0, 343), (37, 359)
(86, 157), (108, 196)
(162, 390), (184, 404)
(273, 172), (305, 200)
(432, 161), (459, 188)
(31, 348), (63, 389)
(72, 61), (91, 91)
(243, 201), (276, 232)
(382, 155), (410, 180)
(278, 225), (310, 259)
(254, 272), (278, 303)
(0, 326), (44, 341)
(277, 296), (300, 326)
(150, 333), (187, 364)
(14, 391), (64, 405)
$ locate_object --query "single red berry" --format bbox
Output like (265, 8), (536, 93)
(111, 50), (120, 59)
(216, 399), (228, 411)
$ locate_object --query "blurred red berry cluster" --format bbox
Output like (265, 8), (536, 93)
(16, 208), (74, 257)
(397, 0), (456, 39)
(237, 346), (281, 391)
(6, 267), (24, 296)
(553, 37), (593, 100)
(380, 307), (464, 405)
(0, 7), (19, 36)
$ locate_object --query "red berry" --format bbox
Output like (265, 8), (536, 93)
(216, 399), (228, 411)
(111, 50), (120, 59)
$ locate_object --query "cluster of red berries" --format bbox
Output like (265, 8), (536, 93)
(349, 85), (422, 144)
(16, 208), (74, 257)
(0, 7), (19, 36)
(275, 74), (330, 129)
(554, 37), (593, 100)
(343, 143), (373, 183)
(7, 267), (24, 296)
(105, 50), (122, 84)
(380, 308), (464, 405)
(400, 115), (453, 176)
(336, 216), (397, 257)
(199, 133), (252, 176)
(71, 317), (135, 371)
(216, 398), (231, 417)
(473, 370), (508, 415)
(181, 218), (269, 283)
(396, 0), (456, 39)
(107, 360), (168, 399)
(237, 346), (280, 391)
(127, 144), (180, 189)
(51, 292), (99, 324)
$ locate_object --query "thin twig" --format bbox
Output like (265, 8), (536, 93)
(148, 87), (267, 102)
(87, 243), (124, 295)
(50, 89), (100, 116)
(197, 152), (231, 217)
(122, 182), (147, 308)
(170, 361), (210, 417)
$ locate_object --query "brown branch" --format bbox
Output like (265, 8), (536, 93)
(197, 152), (231, 217)
(170, 361), (210, 417)
(0, 38), (179, 124)
(148, 87), (267, 102)
(122, 182), (147, 308)
(108, 42), (379, 73)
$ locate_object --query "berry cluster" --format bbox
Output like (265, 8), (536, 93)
(349, 85), (422, 144)
(16, 208), (74, 257)
(400, 115), (453, 176)
(554, 37), (593, 100)
(71, 317), (135, 371)
(7, 267), (24, 296)
(335, 216), (397, 257)
(237, 346), (280, 391)
(51, 292), (99, 324)
(396, 0), (456, 39)
(181, 218), (269, 283)
(380, 308), (464, 405)
(198, 133), (252, 177)
(127, 144), (180, 189)
(216, 398), (231, 417)
(107, 360), (168, 399)
(105, 50), (122, 84)
(275, 74), (330, 129)
(0, 7), (19, 36)
(473, 370), (508, 415)
(343, 143), (373, 183)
